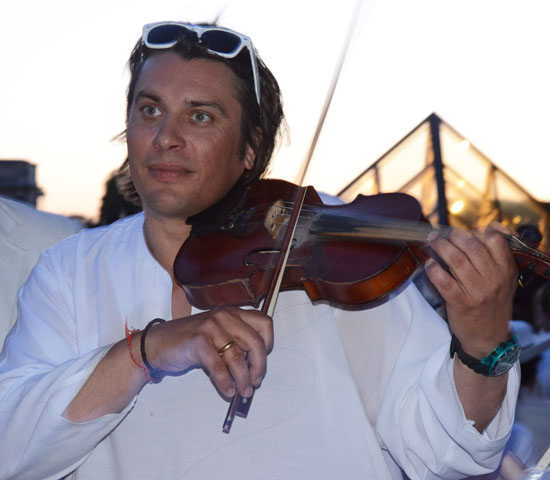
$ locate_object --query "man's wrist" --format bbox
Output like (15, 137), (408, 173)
(450, 333), (520, 377)
(140, 318), (168, 383)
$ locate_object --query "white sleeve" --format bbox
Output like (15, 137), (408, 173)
(375, 284), (520, 479)
(0, 249), (136, 480)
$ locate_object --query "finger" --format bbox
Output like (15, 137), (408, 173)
(200, 339), (256, 399)
(182, 306), (272, 395)
(197, 338), (237, 397)
(232, 338), (266, 389)
(217, 341), (255, 397)
(428, 229), (487, 295)
(424, 256), (463, 305)
(236, 308), (275, 353)
(227, 310), (273, 387)
(212, 307), (272, 387)
(196, 312), (252, 397)
(488, 220), (512, 235)
(202, 320), (255, 397)
(473, 227), (517, 277)
(206, 307), (271, 389)
(449, 228), (497, 276)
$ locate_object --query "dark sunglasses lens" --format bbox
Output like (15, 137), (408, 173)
(147, 24), (194, 45)
(201, 30), (242, 54)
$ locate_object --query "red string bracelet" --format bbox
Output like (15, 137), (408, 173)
(124, 321), (154, 383)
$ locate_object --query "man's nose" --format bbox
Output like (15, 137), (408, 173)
(153, 115), (186, 151)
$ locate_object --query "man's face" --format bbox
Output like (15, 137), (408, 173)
(126, 51), (255, 220)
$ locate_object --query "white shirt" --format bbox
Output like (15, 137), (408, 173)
(0, 213), (519, 480)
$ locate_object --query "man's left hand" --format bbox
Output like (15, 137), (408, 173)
(424, 221), (519, 431)
(425, 221), (518, 358)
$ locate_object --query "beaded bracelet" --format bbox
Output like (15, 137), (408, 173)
(140, 318), (167, 384)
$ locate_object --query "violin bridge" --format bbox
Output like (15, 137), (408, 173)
(264, 199), (288, 239)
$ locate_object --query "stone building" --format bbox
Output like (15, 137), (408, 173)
(0, 160), (43, 206)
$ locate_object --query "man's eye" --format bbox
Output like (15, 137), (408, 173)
(192, 112), (212, 123)
(142, 105), (162, 117)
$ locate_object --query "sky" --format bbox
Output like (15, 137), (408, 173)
(1, 0), (549, 221)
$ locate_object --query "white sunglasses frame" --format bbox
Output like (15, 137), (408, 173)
(142, 22), (261, 105)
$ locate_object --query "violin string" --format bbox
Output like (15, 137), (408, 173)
(235, 205), (372, 229)
(222, 198), (550, 274)
(246, 201), (398, 225)
(310, 215), (439, 243)
(236, 202), (441, 243)
(248, 200), (430, 228)
(219, 201), (550, 262)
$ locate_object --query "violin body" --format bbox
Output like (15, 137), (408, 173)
(174, 179), (428, 310)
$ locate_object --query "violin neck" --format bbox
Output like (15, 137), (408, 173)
(310, 213), (550, 279)
(505, 234), (550, 279)
(310, 213), (448, 244)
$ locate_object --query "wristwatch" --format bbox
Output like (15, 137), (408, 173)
(450, 333), (520, 377)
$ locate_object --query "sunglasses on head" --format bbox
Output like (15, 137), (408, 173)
(142, 22), (261, 105)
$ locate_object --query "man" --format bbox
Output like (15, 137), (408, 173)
(0, 22), (520, 479)
(0, 196), (82, 348)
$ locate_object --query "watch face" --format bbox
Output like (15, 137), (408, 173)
(489, 344), (521, 376)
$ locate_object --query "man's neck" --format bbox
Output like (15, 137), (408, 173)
(142, 211), (192, 278)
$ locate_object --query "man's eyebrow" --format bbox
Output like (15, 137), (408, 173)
(134, 91), (162, 103)
(185, 99), (228, 117)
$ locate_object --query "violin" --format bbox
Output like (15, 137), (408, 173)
(174, 178), (550, 310)
(173, 178), (550, 432)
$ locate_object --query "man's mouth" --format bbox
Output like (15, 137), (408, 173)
(147, 164), (193, 182)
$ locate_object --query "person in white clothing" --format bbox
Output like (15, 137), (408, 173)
(0, 22), (521, 479)
(0, 196), (82, 349)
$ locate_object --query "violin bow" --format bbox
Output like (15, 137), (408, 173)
(222, 185), (309, 433)
(295, 0), (364, 186)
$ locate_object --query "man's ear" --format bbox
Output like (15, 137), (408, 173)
(243, 144), (256, 171)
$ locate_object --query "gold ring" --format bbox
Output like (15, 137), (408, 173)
(218, 341), (236, 357)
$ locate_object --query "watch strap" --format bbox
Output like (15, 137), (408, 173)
(449, 333), (519, 377)
(450, 334), (492, 375)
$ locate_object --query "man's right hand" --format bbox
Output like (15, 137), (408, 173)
(137, 307), (274, 398)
